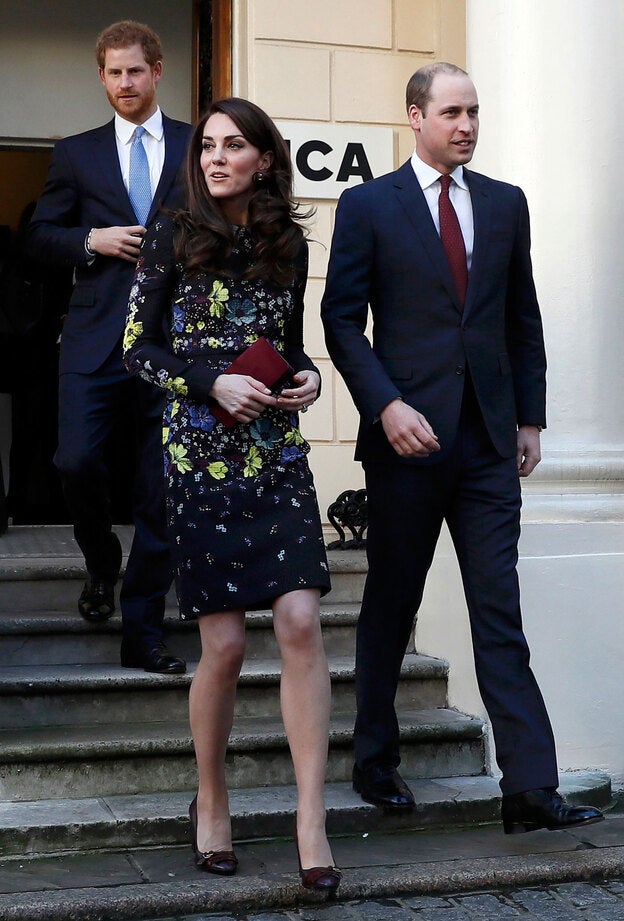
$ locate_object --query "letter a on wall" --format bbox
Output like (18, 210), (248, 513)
(276, 121), (393, 199)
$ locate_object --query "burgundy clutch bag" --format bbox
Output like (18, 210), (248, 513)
(212, 337), (294, 427)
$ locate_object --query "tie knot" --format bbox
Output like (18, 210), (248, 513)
(440, 173), (452, 192)
(134, 126), (146, 141)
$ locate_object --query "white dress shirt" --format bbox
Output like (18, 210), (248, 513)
(410, 150), (474, 270)
(114, 107), (165, 200)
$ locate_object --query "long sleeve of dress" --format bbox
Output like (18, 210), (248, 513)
(124, 215), (221, 402)
(283, 243), (315, 374)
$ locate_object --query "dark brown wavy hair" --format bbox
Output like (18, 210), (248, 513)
(174, 97), (311, 286)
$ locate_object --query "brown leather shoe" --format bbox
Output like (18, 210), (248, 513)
(294, 819), (341, 894)
(189, 796), (237, 875)
(502, 788), (605, 834)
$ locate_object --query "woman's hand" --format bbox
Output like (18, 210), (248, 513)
(275, 370), (320, 414)
(210, 373), (277, 423)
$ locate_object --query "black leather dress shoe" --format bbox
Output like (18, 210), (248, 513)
(78, 579), (115, 622)
(502, 788), (605, 834)
(353, 764), (415, 810)
(120, 641), (186, 674)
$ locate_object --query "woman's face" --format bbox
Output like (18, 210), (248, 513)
(200, 112), (273, 220)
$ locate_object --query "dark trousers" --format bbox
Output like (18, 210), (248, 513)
(355, 387), (558, 796)
(55, 351), (172, 649)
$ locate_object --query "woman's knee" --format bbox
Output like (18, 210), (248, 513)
(274, 604), (322, 655)
(199, 615), (246, 676)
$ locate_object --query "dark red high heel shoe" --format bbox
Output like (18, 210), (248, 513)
(189, 795), (238, 875)
(294, 819), (341, 893)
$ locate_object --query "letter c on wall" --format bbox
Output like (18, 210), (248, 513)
(296, 140), (333, 181)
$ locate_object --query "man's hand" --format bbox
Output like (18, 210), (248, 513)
(517, 425), (541, 477)
(89, 226), (146, 263)
(380, 398), (441, 458)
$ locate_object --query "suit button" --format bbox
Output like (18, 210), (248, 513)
(455, 366), (464, 375)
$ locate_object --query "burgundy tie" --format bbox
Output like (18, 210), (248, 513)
(439, 173), (468, 306)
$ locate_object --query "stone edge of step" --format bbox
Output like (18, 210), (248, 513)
(0, 707), (481, 763)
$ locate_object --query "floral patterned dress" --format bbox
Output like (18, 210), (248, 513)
(124, 216), (330, 618)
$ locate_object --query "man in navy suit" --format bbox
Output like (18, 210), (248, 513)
(321, 62), (603, 832)
(28, 21), (191, 673)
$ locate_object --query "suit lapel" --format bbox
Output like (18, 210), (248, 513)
(463, 168), (492, 317)
(393, 162), (462, 310)
(91, 120), (137, 224)
(148, 116), (188, 222)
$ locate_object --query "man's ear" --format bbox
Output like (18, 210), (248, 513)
(408, 104), (423, 132)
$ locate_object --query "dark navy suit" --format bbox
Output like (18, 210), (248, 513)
(28, 114), (191, 651)
(321, 161), (559, 795)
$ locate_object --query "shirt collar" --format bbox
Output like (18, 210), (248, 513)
(410, 150), (468, 191)
(115, 107), (163, 144)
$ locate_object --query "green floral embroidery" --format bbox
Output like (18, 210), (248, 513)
(164, 377), (188, 396)
(207, 461), (228, 480)
(168, 443), (193, 473)
(209, 280), (229, 317)
(284, 428), (304, 446)
(123, 317), (143, 353)
(243, 446), (263, 478)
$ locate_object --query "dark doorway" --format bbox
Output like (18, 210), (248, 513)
(0, 1), (232, 526)
(0, 148), (71, 524)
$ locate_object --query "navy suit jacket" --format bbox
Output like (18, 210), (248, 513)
(321, 160), (547, 464)
(28, 114), (192, 374)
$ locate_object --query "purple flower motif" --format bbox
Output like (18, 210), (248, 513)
(281, 445), (303, 463)
(172, 303), (186, 332)
(188, 405), (216, 432)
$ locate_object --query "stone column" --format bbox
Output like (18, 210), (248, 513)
(467, 0), (624, 477)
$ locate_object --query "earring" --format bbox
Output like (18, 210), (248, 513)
(252, 170), (270, 188)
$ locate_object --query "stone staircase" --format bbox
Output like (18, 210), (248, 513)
(0, 526), (611, 859)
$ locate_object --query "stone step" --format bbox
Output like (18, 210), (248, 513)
(0, 526), (369, 609)
(0, 653), (448, 729)
(0, 771), (611, 859)
(0, 708), (484, 801)
(0, 604), (361, 666)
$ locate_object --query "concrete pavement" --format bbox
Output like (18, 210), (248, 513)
(2, 809), (624, 920)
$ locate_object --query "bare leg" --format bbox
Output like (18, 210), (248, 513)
(272, 589), (335, 869)
(190, 609), (245, 852)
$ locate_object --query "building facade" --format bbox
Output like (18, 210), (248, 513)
(1, 0), (623, 784)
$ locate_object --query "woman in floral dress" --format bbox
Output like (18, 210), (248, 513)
(124, 98), (339, 892)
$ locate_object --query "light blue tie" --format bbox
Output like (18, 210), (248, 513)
(128, 125), (152, 226)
